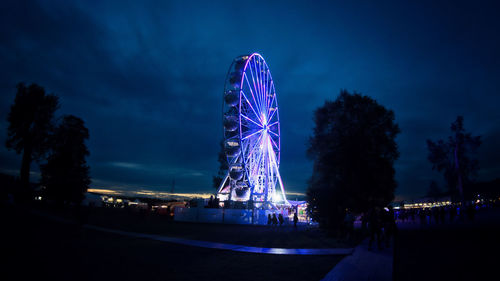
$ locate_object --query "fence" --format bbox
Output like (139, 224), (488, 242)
(173, 207), (289, 225)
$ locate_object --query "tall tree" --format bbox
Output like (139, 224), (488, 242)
(427, 116), (481, 202)
(6, 83), (59, 196)
(306, 90), (400, 229)
(41, 115), (90, 204)
(426, 180), (443, 200)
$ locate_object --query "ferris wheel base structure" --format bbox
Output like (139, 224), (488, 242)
(216, 53), (290, 209)
(217, 173), (289, 209)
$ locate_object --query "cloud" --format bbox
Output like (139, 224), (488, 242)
(108, 162), (144, 170)
(0, 0), (499, 200)
(286, 191), (306, 197)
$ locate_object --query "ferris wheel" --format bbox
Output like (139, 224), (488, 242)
(217, 53), (288, 207)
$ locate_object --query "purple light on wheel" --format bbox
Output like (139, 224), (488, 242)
(217, 53), (288, 207)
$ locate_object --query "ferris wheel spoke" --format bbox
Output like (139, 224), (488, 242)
(267, 90), (276, 118)
(245, 132), (264, 162)
(226, 134), (239, 141)
(266, 138), (275, 177)
(256, 58), (267, 116)
(265, 69), (272, 113)
(259, 58), (266, 114)
(269, 87), (275, 117)
(250, 146), (265, 176)
(253, 59), (264, 115)
(229, 154), (239, 165)
(268, 107), (278, 123)
(243, 74), (263, 119)
(268, 130), (279, 138)
(267, 121), (279, 128)
(248, 60), (262, 111)
(241, 114), (263, 128)
(241, 129), (263, 141)
(241, 87), (262, 124)
(270, 135), (279, 150)
(268, 140), (281, 184)
(262, 60), (268, 117)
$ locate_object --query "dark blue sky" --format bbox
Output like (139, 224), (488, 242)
(1, 0), (499, 199)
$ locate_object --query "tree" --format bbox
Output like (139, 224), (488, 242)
(306, 90), (400, 229)
(213, 139), (228, 190)
(427, 116), (481, 202)
(6, 83), (59, 197)
(426, 180), (443, 200)
(41, 115), (90, 204)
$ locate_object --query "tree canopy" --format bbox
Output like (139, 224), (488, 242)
(306, 89), (400, 229)
(6, 83), (59, 192)
(41, 115), (90, 204)
(426, 180), (443, 200)
(427, 116), (481, 202)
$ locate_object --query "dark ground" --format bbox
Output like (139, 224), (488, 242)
(393, 207), (500, 281)
(5, 204), (500, 281)
(38, 205), (362, 249)
(3, 206), (344, 281)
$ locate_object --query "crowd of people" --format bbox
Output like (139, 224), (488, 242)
(264, 212), (299, 227)
(356, 200), (499, 251)
(394, 201), (497, 225)
(358, 206), (397, 250)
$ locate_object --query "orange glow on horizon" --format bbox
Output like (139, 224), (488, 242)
(88, 188), (214, 199)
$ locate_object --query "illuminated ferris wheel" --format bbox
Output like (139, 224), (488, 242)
(217, 53), (288, 208)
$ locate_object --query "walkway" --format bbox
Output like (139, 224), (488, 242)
(321, 238), (393, 281)
(84, 224), (354, 255)
(33, 209), (354, 256)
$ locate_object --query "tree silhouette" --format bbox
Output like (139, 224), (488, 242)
(0, 172), (20, 204)
(306, 90), (400, 229)
(6, 83), (59, 197)
(41, 115), (90, 205)
(426, 180), (443, 200)
(427, 116), (481, 202)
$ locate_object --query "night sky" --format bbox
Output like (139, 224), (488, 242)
(1, 0), (499, 200)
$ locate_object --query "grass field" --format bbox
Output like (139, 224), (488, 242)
(36, 205), (363, 249)
(393, 207), (500, 281)
(3, 206), (347, 281)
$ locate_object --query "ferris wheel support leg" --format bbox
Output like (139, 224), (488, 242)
(277, 172), (289, 205)
(274, 161), (289, 205)
(216, 174), (230, 195)
(268, 142), (289, 206)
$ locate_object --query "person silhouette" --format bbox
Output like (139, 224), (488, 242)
(383, 206), (397, 248)
(267, 214), (272, 225)
(344, 209), (355, 240)
(272, 213), (278, 226)
(439, 207), (446, 224)
(368, 207), (383, 250)
(449, 205), (457, 222)
(419, 208), (426, 226)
